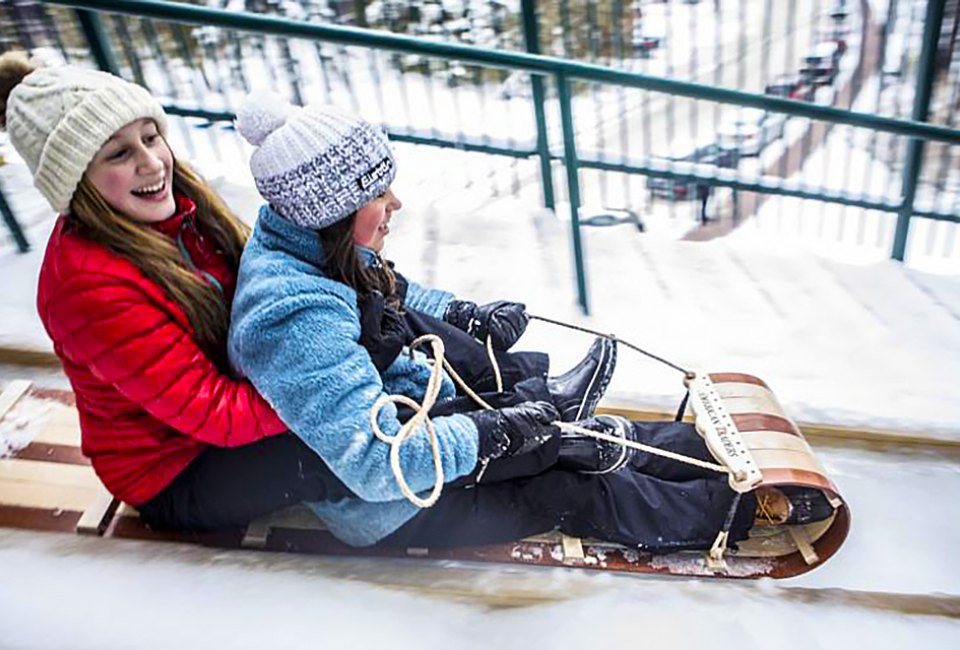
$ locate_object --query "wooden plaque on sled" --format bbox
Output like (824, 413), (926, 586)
(0, 378), (849, 579)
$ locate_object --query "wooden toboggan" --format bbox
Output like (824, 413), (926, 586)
(0, 374), (849, 579)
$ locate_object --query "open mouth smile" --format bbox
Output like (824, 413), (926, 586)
(131, 180), (166, 198)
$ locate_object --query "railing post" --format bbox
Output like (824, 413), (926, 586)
(75, 8), (120, 75)
(891, 0), (944, 261)
(0, 179), (30, 253)
(556, 72), (589, 315)
(8, 0), (37, 50)
(520, 0), (555, 210)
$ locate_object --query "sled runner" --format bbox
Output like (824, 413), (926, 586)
(0, 378), (849, 579)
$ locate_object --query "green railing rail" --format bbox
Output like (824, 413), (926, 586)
(26, 0), (960, 312)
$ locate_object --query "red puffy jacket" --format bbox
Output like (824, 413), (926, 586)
(36, 194), (287, 506)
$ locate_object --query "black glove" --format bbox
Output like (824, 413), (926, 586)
(443, 299), (529, 351)
(358, 291), (411, 372)
(466, 401), (560, 462)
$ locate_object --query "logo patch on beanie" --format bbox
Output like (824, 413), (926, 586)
(358, 157), (393, 191)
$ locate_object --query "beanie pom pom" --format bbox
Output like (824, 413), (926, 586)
(0, 50), (39, 131)
(234, 90), (298, 146)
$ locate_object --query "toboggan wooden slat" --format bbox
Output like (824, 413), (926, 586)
(0, 381), (99, 533)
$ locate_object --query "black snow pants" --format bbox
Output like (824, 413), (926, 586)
(137, 434), (353, 532)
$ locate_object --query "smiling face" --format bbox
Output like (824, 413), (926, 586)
(352, 187), (402, 252)
(83, 118), (176, 223)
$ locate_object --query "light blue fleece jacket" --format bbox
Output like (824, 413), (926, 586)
(228, 205), (480, 546)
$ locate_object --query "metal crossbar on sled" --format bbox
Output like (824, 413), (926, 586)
(0, 377), (849, 579)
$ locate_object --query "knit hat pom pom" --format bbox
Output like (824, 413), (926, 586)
(0, 51), (39, 130)
(234, 90), (298, 146)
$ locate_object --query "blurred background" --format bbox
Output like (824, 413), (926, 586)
(1, 6), (959, 648)
(1, 0), (958, 277)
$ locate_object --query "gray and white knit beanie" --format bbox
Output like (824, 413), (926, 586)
(235, 90), (395, 230)
(1, 57), (167, 213)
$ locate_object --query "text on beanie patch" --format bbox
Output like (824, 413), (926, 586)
(358, 157), (393, 191)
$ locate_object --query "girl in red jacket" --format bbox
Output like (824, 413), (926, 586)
(0, 52), (349, 530)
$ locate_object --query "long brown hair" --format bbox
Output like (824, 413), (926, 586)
(69, 160), (249, 370)
(319, 215), (400, 309)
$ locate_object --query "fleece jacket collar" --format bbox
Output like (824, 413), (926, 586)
(257, 204), (383, 273)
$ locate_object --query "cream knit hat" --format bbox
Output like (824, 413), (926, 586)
(235, 90), (395, 230)
(4, 64), (168, 213)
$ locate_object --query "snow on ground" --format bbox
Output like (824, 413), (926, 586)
(1, 524), (958, 650)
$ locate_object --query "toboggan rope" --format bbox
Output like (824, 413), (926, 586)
(369, 314), (729, 509)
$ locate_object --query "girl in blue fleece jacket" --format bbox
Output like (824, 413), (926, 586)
(226, 93), (779, 551)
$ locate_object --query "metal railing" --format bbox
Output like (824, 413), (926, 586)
(2, 0), (959, 312)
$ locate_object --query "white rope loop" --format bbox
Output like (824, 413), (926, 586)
(369, 333), (505, 508)
(370, 323), (725, 510)
(369, 335), (447, 508)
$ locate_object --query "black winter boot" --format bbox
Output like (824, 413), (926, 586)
(546, 337), (618, 422)
(557, 414), (637, 474)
